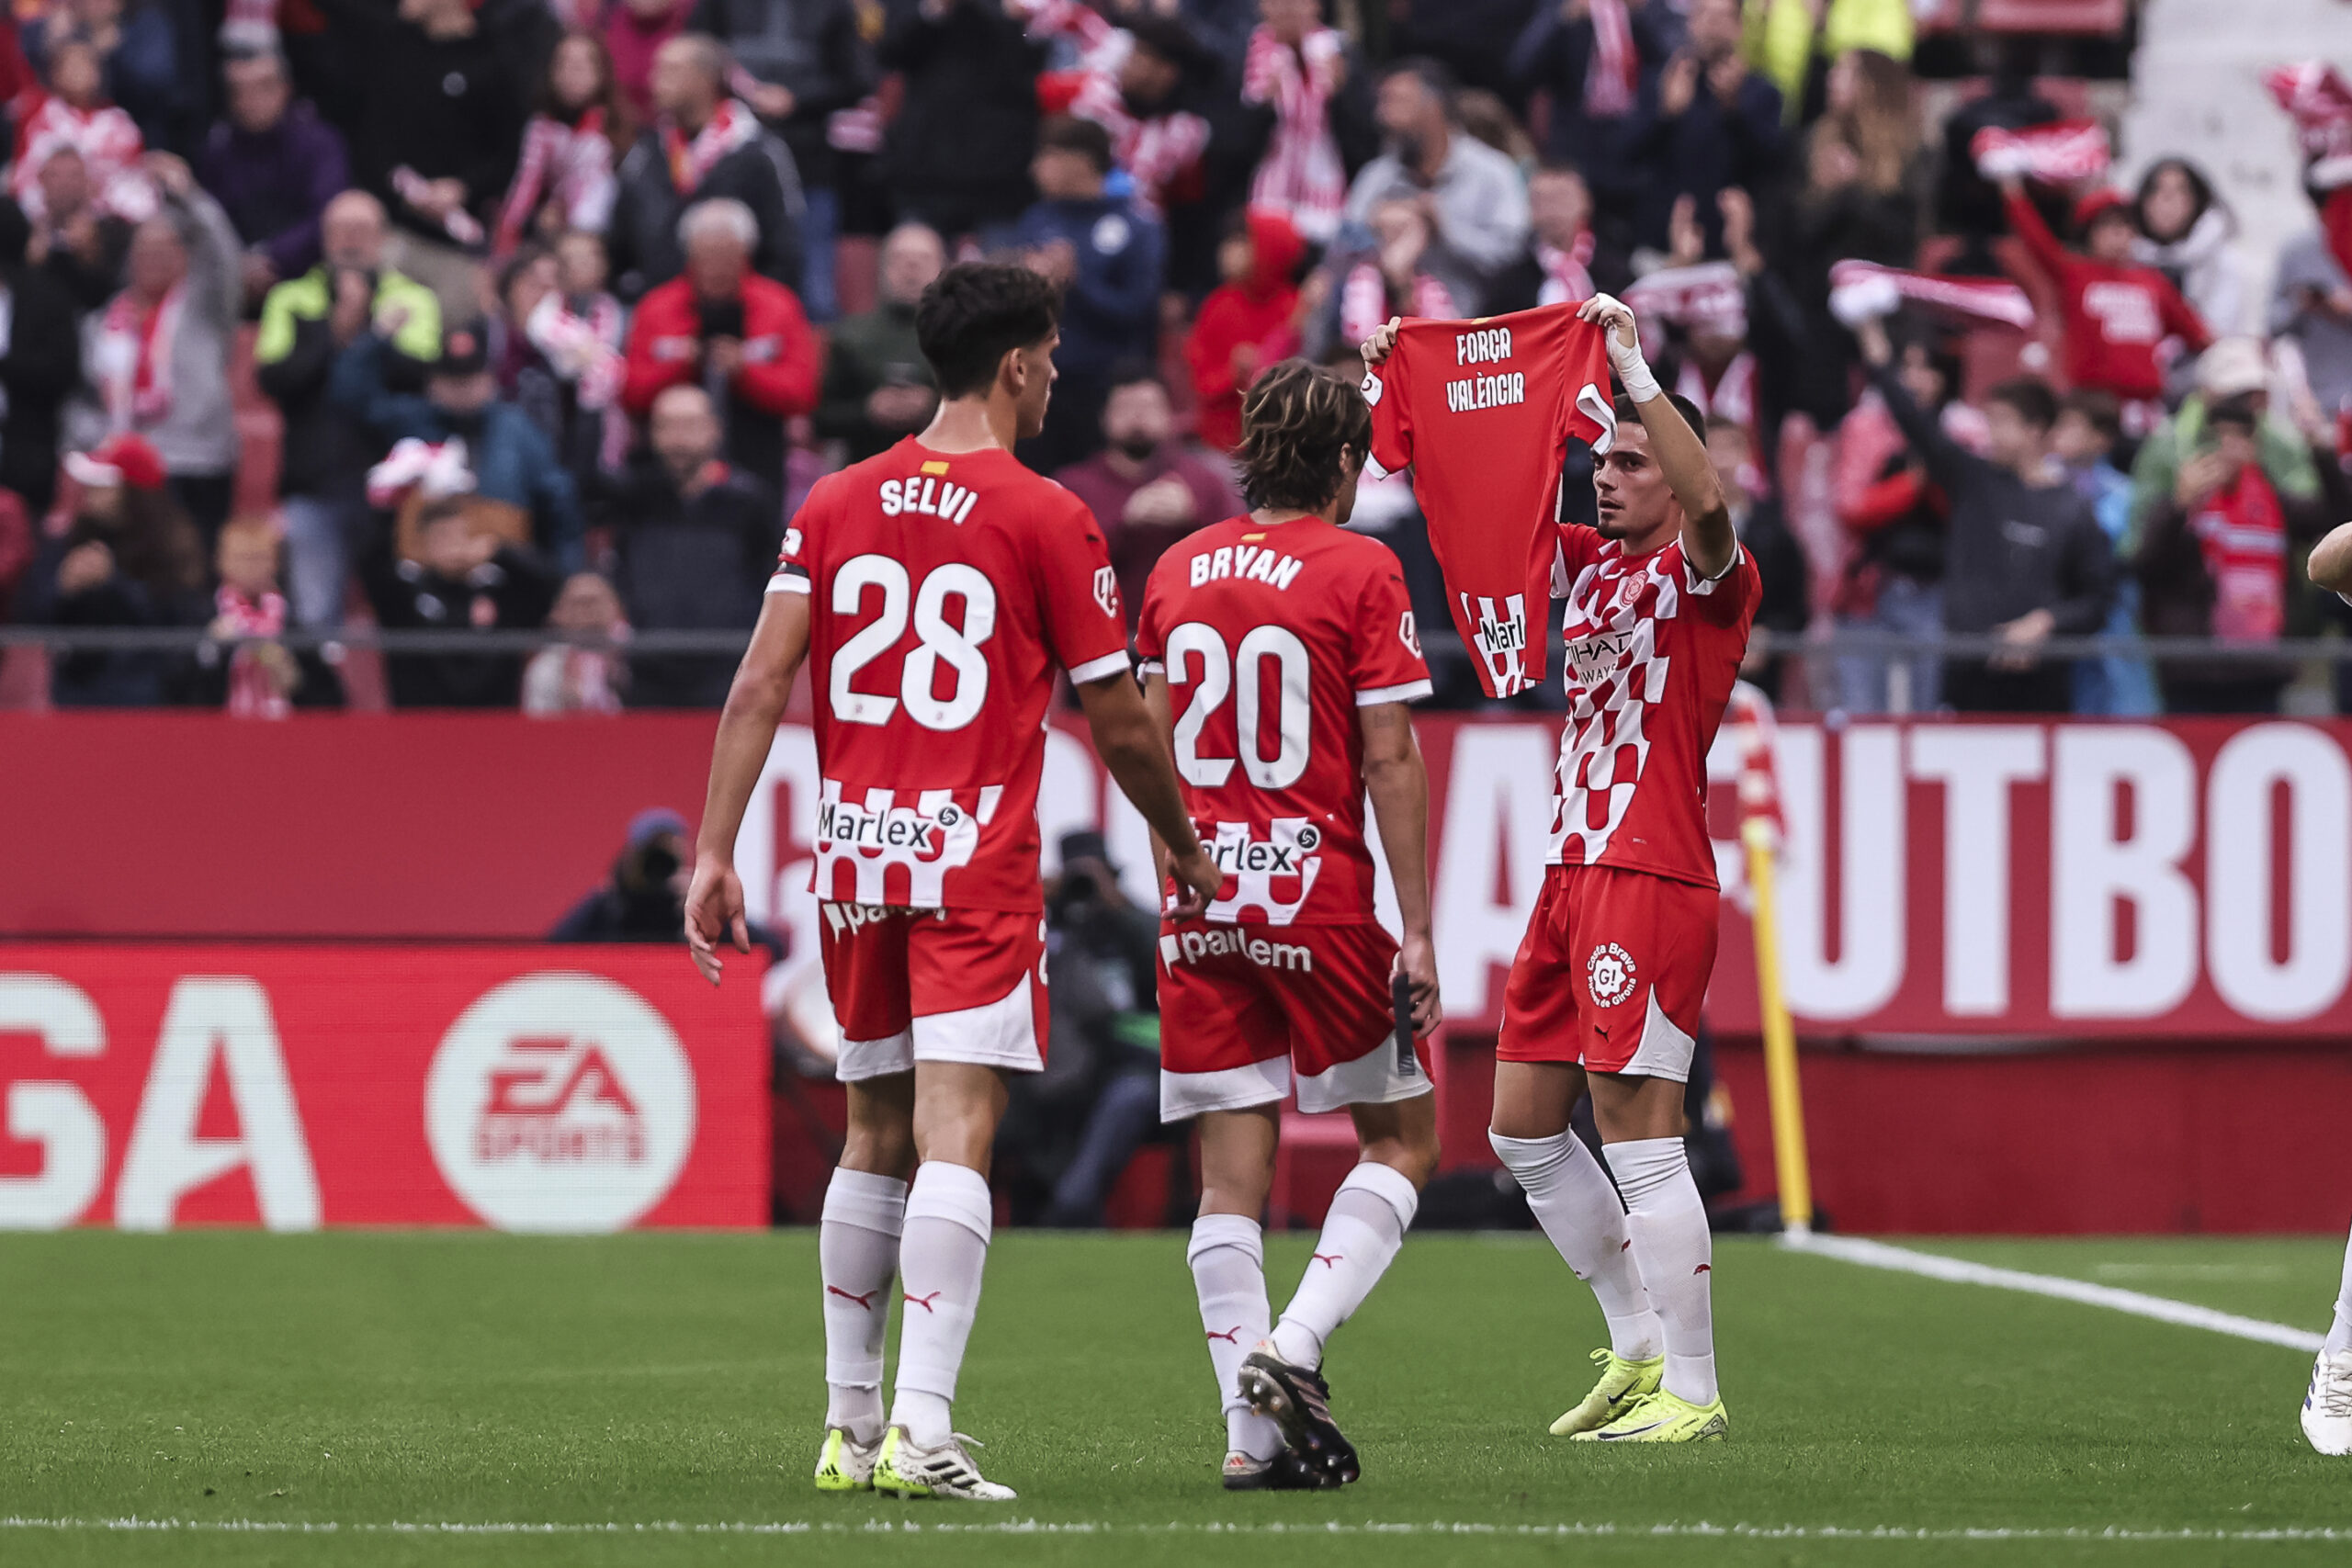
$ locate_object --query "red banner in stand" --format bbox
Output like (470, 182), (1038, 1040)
(7, 714), (2352, 1041)
(0, 946), (768, 1230)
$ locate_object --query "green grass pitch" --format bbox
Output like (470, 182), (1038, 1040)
(5, 1230), (2350, 1566)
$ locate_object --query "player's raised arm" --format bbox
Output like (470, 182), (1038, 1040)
(1578, 293), (1736, 579)
(1076, 671), (1223, 919)
(685, 588), (811, 984)
(1361, 701), (1440, 1036)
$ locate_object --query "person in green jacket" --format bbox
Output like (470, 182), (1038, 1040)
(254, 189), (441, 628)
(813, 221), (944, 466)
(2125, 337), (2319, 560)
(1743, 0), (1913, 123)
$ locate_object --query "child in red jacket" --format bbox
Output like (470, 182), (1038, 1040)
(1182, 208), (1306, 452)
(2002, 175), (2211, 422)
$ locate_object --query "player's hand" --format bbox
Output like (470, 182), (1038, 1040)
(684, 857), (752, 986)
(1164, 842), (1224, 922)
(1359, 316), (1401, 370)
(1395, 933), (1441, 1039)
(1577, 292), (1644, 373)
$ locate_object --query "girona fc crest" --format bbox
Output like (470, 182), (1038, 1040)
(1092, 565), (1120, 618)
(1586, 942), (1637, 1008)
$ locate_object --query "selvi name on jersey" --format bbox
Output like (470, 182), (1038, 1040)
(877, 468), (980, 525)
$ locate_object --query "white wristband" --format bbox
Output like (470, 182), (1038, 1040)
(1617, 356), (1662, 404)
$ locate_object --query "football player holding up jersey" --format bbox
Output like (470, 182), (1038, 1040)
(686, 264), (1222, 1501)
(1367, 295), (1758, 1443)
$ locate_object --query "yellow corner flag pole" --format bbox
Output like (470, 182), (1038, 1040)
(1742, 814), (1813, 1237)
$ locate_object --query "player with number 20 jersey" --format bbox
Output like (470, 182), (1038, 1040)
(1137, 517), (1431, 1113)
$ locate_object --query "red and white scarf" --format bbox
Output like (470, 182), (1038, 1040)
(1584, 0), (1637, 118)
(494, 108), (617, 257)
(1623, 261), (1747, 339)
(93, 284), (185, 431)
(1970, 119), (2111, 185)
(2268, 62), (2352, 163)
(526, 289), (630, 469)
(1240, 25), (1349, 243)
(1677, 351), (1757, 434)
(662, 98), (762, 197)
(2193, 464), (2287, 641)
(1338, 264), (1455, 349)
(216, 584), (291, 720)
(1535, 229), (1597, 307)
(1829, 259), (2038, 331)
(1024, 0), (1209, 219)
(9, 93), (154, 222)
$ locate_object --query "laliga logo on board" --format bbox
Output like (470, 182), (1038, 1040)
(425, 974), (696, 1233)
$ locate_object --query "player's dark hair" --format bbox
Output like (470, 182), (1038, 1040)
(915, 263), (1062, 400)
(1987, 376), (2060, 432)
(1238, 358), (1372, 513)
(1611, 392), (1707, 442)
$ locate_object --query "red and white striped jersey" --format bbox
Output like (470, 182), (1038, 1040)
(771, 438), (1130, 911)
(1547, 525), (1758, 889)
(1136, 515), (1430, 927)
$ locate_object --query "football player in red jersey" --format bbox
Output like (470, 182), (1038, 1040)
(1136, 361), (1442, 1491)
(1369, 296), (1756, 1444)
(686, 265), (1222, 1502)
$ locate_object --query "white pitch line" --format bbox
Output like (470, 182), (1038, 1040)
(1785, 1233), (2325, 1354)
(5, 1518), (2352, 1543)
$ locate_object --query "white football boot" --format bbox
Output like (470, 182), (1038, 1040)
(873, 1426), (1018, 1500)
(2302, 1350), (2352, 1456)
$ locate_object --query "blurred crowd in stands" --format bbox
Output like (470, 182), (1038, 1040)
(3, 0), (2352, 716)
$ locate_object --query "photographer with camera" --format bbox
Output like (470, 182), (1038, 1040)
(996, 829), (1170, 1228)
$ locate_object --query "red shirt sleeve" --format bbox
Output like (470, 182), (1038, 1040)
(1134, 549), (1171, 673)
(1363, 351), (1413, 479)
(1033, 489), (1131, 683)
(768, 475), (823, 594)
(734, 284), (821, 417)
(2004, 187), (2073, 286)
(1350, 543), (1433, 705)
(619, 289), (695, 415)
(1680, 538), (1763, 628)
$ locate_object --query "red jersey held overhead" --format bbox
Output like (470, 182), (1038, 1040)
(1548, 525), (1759, 889)
(770, 437), (1131, 912)
(1136, 515), (1431, 926)
(1362, 302), (1618, 699)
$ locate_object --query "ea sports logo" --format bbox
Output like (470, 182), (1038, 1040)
(1586, 943), (1637, 1009)
(426, 974), (697, 1233)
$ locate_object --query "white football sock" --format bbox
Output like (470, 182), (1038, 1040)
(2326, 1219), (2352, 1357)
(889, 1160), (993, 1449)
(819, 1168), (906, 1443)
(1269, 1161), (1419, 1371)
(1187, 1213), (1283, 1460)
(1490, 1130), (1662, 1362)
(1604, 1137), (1717, 1405)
